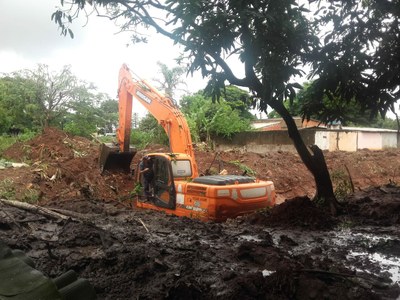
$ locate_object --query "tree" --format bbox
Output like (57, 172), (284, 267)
(97, 98), (119, 133)
(0, 65), (113, 136)
(309, 1), (400, 123)
(13, 64), (88, 129)
(221, 86), (255, 120)
(0, 76), (36, 132)
(153, 62), (187, 99)
(181, 88), (252, 143)
(138, 113), (169, 145)
(53, 0), (400, 213)
(130, 62), (188, 147)
(63, 87), (107, 137)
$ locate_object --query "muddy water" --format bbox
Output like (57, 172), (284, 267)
(261, 226), (400, 285)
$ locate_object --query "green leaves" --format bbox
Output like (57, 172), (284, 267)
(181, 87), (253, 142)
(0, 65), (113, 136)
(51, 9), (74, 38)
(311, 0), (400, 120)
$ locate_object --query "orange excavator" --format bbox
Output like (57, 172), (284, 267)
(100, 64), (276, 221)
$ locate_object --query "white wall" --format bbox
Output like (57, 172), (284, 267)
(382, 132), (398, 149)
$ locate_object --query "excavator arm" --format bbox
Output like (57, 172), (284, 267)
(118, 64), (195, 158)
(100, 64), (198, 176)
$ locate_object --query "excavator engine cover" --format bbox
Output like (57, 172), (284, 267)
(192, 175), (256, 185)
(99, 143), (136, 173)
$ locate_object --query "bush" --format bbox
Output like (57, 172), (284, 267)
(0, 131), (37, 157)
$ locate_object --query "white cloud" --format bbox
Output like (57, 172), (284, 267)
(0, 0), (84, 57)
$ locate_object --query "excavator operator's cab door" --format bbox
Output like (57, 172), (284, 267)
(137, 155), (176, 210)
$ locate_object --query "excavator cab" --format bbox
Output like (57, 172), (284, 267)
(99, 143), (136, 173)
(136, 154), (176, 209)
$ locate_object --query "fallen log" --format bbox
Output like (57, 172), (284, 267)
(0, 198), (71, 221)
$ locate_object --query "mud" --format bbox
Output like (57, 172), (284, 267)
(1, 128), (400, 299)
(1, 188), (400, 299)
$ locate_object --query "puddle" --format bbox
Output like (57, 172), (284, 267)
(262, 269), (275, 277)
(348, 251), (400, 283)
(264, 227), (400, 285)
(238, 235), (263, 242)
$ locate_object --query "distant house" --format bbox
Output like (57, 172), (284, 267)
(315, 127), (398, 151)
(252, 117), (324, 131)
(216, 123), (399, 153)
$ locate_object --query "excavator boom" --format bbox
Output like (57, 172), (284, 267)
(100, 64), (197, 175)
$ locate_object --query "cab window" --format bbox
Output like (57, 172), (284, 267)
(171, 160), (192, 178)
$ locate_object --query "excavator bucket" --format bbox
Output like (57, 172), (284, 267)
(99, 143), (136, 173)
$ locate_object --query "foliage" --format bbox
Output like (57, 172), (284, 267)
(0, 64), (116, 138)
(229, 160), (257, 177)
(0, 131), (37, 157)
(0, 136), (19, 156)
(129, 114), (169, 149)
(269, 81), (400, 129)
(98, 99), (119, 133)
(22, 189), (41, 204)
(0, 75), (37, 132)
(52, 0), (400, 130)
(153, 62), (187, 99)
(130, 183), (143, 197)
(17, 64), (85, 128)
(181, 88), (253, 142)
(310, 0), (400, 121)
(367, 117), (398, 130)
(139, 114), (169, 144)
(63, 88), (105, 138)
(330, 169), (354, 202)
(0, 178), (16, 199)
(218, 86), (256, 120)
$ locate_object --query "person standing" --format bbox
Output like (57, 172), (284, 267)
(139, 156), (154, 199)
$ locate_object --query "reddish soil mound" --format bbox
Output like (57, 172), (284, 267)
(4, 127), (94, 163)
(2, 128), (134, 205)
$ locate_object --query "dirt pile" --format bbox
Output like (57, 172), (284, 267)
(2, 128), (134, 204)
(343, 184), (400, 226)
(4, 127), (94, 162)
(246, 196), (336, 230)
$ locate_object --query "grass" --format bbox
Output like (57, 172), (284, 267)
(331, 169), (354, 201)
(22, 189), (41, 204)
(0, 178), (16, 199)
(0, 131), (37, 158)
(229, 160), (257, 176)
(0, 136), (18, 155)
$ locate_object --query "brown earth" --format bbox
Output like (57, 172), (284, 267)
(1, 127), (400, 299)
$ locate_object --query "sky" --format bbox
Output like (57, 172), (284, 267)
(0, 0), (207, 100)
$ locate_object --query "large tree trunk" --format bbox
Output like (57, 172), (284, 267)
(272, 101), (340, 215)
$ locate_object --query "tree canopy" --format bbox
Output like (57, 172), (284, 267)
(153, 61), (187, 99)
(0, 65), (115, 137)
(310, 0), (400, 120)
(181, 86), (253, 143)
(269, 81), (399, 129)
